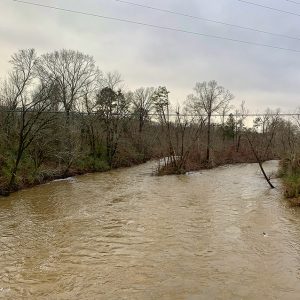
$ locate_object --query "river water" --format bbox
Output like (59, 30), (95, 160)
(0, 161), (300, 299)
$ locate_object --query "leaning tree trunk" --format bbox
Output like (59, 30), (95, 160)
(246, 134), (275, 189)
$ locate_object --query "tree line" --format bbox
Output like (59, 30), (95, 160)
(0, 49), (299, 198)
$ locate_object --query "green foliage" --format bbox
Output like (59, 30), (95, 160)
(279, 158), (300, 199)
(113, 138), (145, 167)
(76, 156), (110, 172)
(224, 113), (236, 139)
(0, 152), (15, 187)
(152, 86), (170, 112)
(282, 174), (300, 198)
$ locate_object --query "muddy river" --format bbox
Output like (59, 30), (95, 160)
(0, 161), (300, 299)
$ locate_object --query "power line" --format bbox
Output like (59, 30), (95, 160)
(10, 0), (300, 54)
(115, 0), (300, 41)
(1, 109), (299, 118)
(237, 0), (300, 17)
(282, 0), (300, 4)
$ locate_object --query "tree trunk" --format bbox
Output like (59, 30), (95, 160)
(246, 134), (275, 189)
(206, 114), (211, 162)
(8, 148), (23, 191)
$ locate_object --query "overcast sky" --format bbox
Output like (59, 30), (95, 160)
(0, 0), (300, 112)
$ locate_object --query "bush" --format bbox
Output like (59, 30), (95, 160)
(76, 156), (110, 172)
(279, 157), (300, 200)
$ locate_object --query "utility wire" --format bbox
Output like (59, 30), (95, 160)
(237, 0), (300, 17)
(282, 0), (300, 4)
(115, 0), (300, 41)
(1, 109), (299, 118)
(10, 0), (300, 54)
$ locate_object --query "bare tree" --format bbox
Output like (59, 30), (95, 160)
(292, 108), (300, 133)
(246, 109), (281, 189)
(173, 106), (191, 171)
(36, 50), (100, 173)
(0, 50), (56, 192)
(96, 87), (131, 167)
(253, 108), (274, 135)
(152, 86), (179, 170)
(220, 101), (233, 143)
(132, 87), (155, 134)
(103, 71), (123, 91)
(80, 92), (99, 160)
(37, 49), (100, 118)
(235, 101), (248, 152)
(189, 80), (234, 162)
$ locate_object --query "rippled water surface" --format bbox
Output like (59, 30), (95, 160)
(1, 161), (300, 299)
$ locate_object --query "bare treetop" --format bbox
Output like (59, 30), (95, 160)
(192, 80), (234, 116)
(37, 49), (100, 115)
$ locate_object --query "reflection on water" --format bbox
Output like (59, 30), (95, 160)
(1, 161), (300, 299)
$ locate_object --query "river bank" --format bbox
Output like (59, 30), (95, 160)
(155, 145), (276, 175)
(279, 157), (300, 205)
(0, 156), (149, 197)
(0, 151), (270, 197)
(2, 151), (298, 207)
(0, 167), (100, 197)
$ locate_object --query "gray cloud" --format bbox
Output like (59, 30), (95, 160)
(0, 0), (300, 111)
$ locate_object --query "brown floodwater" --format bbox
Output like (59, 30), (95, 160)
(0, 161), (300, 299)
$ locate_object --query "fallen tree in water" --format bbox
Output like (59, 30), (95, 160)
(244, 111), (281, 189)
(245, 133), (275, 189)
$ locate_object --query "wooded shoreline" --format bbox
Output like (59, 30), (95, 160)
(1, 49), (299, 200)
